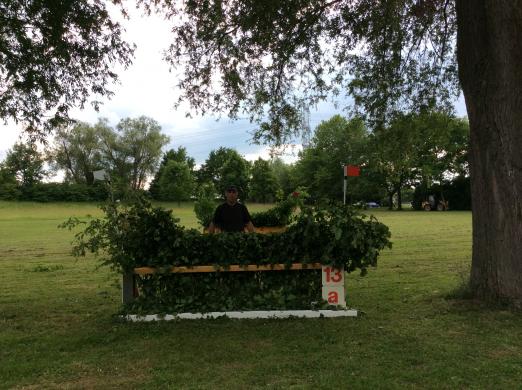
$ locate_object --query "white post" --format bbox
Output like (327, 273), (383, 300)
(321, 265), (346, 307)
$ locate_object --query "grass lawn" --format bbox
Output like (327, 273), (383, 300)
(1, 201), (521, 389)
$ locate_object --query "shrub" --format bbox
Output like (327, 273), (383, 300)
(193, 184), (217, 228)
(250, 190), (306, 227)
(1, 182), (110, 202)
(0, 183), (22, 200)
(63, 198), (391, 313)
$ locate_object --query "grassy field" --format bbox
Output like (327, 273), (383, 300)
(1, 201), (521, 389)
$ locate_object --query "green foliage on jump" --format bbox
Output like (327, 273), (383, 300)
(249, 190), (304, 227)
(134, 271), (323, 313)
(193, 184), (216, 228)
(62, 198), (391, 313)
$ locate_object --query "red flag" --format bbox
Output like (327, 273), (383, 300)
(344, 165), (360, 177)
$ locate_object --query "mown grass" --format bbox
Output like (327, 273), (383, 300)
(1, 201), (521, 389)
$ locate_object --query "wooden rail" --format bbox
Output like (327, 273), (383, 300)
(134, 263), (322, 275)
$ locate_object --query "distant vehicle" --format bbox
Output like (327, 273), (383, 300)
(422, 194), (448, 211)
(366, 202), (380, 208)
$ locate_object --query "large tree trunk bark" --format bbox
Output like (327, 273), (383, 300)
(456, 1), (522, 305)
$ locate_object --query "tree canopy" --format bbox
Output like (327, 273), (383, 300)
(219, 152), (250, 199)
(293, 115), (373, 202)
(2, 141), (47, 187)
(143, 0), (459, 144)
(367, 111), (469, 209)
(0, 0), (134, 135)
(149, 147), (196, 199)
(49, 116), (169, 193)
(157, 160), (195, 202)
(249, 158), (279, 203)
(49, 122), (104, 185)
(198, 147), (247, 194)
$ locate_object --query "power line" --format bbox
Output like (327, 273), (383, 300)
(167, 125), (255, 143)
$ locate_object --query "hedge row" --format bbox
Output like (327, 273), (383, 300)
(133, 271), (323, 313)
(249, 196), (296, 227)
(0, 182), (109, 202)
(64, 199), (391, 313)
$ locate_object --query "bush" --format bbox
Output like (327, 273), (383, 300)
(0, 183), (22, 200)
(0, 181), (160, 203)
(64, 198), (391, 313)
(250, 190), (305, 227)
(193, 185), (217, 228)
(134, 271), (323, 313)
(250, 203), (293, 227)
(0, 182), (110, 202)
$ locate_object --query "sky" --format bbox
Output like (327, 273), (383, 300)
(0, 7), (467, 167)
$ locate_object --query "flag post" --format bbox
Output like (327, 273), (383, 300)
(343, 165), (361, 205)
(343, 166), (347, 205)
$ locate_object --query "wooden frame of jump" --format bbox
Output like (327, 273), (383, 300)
(122, 263), (323, 304)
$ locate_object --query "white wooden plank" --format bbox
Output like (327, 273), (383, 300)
(124, 309), (358, 321)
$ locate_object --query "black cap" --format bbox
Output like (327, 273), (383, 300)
(226, 185), (238, 192)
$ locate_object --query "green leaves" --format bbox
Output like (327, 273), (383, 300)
(131, 271), (323, 313)
(67, 197), (391, 312)
(193, 186), (216, 228)
(250, 191), (302, 227)
(1, 0), (134, 137)
(151, 0), (459, 146)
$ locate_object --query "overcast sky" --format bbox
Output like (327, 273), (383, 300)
(0, 7), (467, 166)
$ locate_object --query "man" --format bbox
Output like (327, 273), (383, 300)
(208, 185), (255, 233)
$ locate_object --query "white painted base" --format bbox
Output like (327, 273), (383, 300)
(124, 309), (357, 321)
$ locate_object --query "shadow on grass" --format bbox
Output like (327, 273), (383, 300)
(445, 263), (473, 301)
(445, 265), (521, 312)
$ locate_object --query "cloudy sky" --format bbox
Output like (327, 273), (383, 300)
(0, 7), (467, 166)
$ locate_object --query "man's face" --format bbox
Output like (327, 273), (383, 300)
(225, 188), (238, 204)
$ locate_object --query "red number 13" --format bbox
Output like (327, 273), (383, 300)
(324, 267), (342, 283)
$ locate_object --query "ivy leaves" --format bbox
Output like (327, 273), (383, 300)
(131, 271), (323, 314)
(65, 198), (391, 313)
(66, 198), (391, 275)
(250, 190), (303, 227)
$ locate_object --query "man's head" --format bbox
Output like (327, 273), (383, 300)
(225, 185), (239, 204)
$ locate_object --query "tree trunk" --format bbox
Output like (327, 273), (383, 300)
(397, 184), (403, 211)
(85, 171), (94, 185)
(456, 1), (522, 305)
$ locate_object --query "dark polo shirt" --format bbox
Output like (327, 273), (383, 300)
(212, 202), (252, 232)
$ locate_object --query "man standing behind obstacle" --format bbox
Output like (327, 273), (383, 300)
(208, 185), (255, 233)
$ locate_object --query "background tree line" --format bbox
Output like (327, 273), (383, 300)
(0, 111), (469, 208)
(0, 116), (169, 201)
